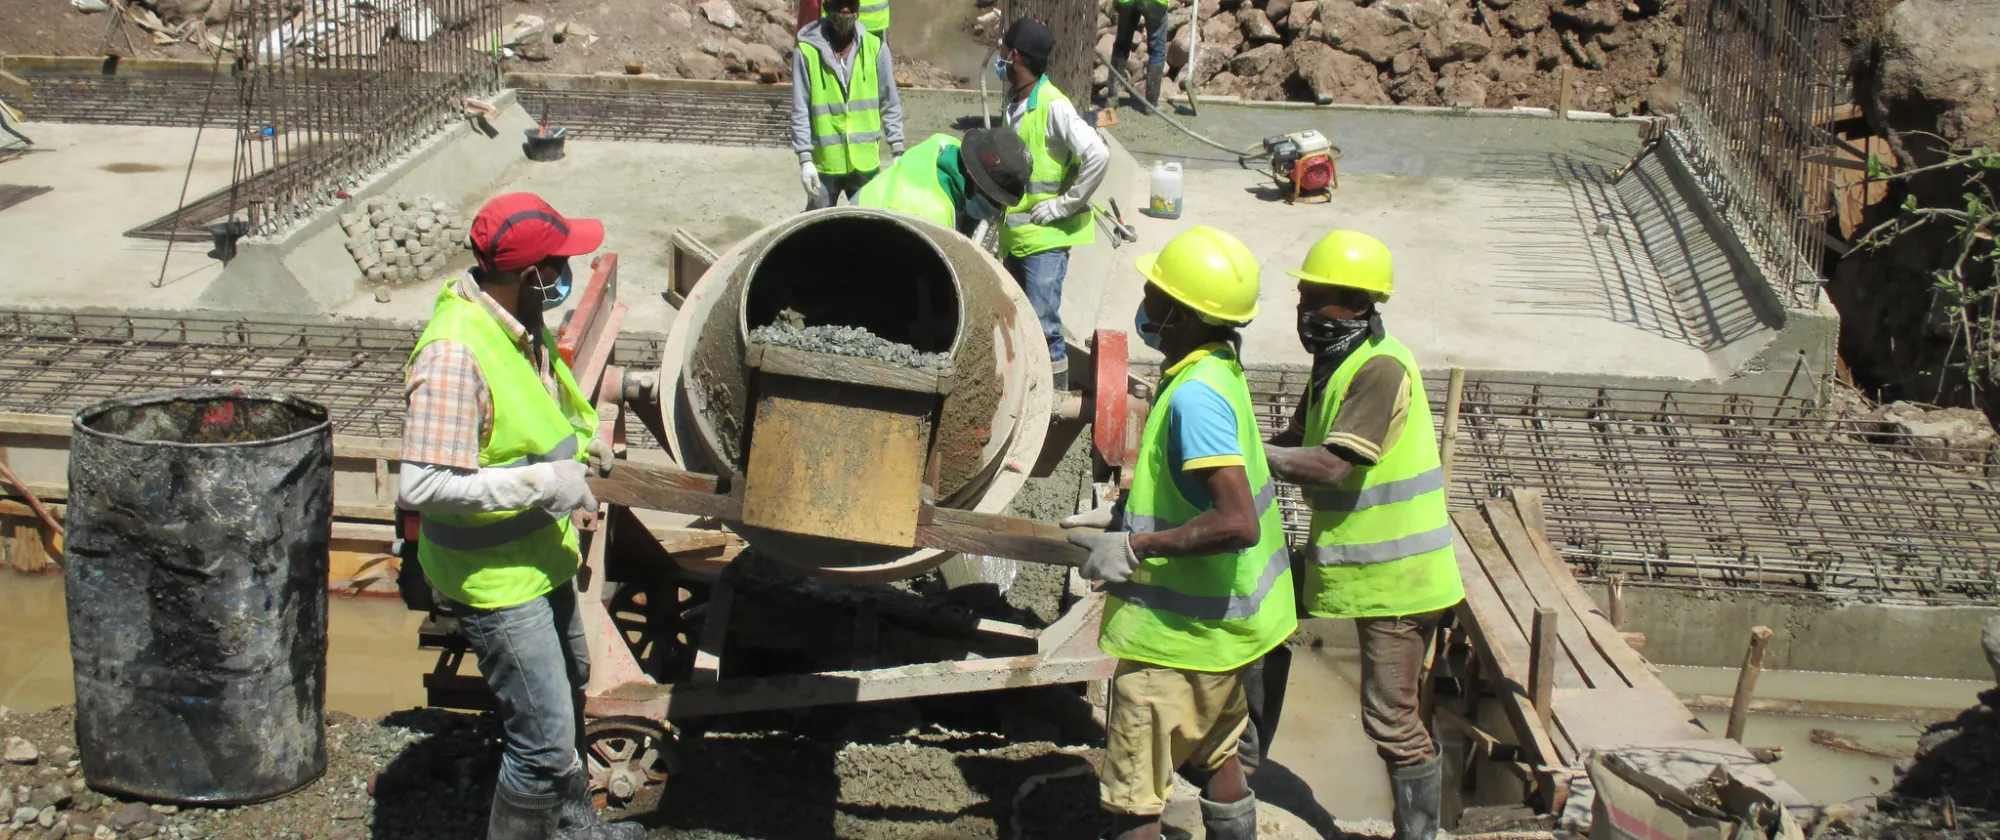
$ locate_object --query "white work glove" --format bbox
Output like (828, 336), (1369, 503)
(533, 459), (598, 520)
(586, 437), (614, 477)
(1067, 530), (1140, 584)
(800, 161), (822, 198)
(1028, 200), (1068, 225)
(1061, 502), (1121, 530)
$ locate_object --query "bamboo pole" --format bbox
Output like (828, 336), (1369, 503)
(1726, 626), (1775, 742)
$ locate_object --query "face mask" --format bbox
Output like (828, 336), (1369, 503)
(827, 12), (857, 38)
(527, 262), (574, 311)
(1297, 310), (1375, 358)
(966, 194), (1001, 222)
(1134, 304), (1164, 351)
(992, 56), (1012, 80)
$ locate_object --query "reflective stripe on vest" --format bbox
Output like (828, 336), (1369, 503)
(1297, 333), (1464, 618)
(858, 0), (889, 32)
(407, 279), (599, 610)
(801, 33), (884, 176)
(1098, 345), (1297, 672)
(999, 77), (1095, 257)
(854, 133), (960, 228)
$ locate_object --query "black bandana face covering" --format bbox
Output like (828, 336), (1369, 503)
(1298, 311), (1378, 358)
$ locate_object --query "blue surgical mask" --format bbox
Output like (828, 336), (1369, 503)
(966, 194), (1001, 222)
(992, 56), (1011, 80)
(1134, 304), (1163, 351)
(530, 261), (573, 311)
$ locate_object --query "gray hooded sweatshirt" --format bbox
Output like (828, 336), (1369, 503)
(791, 18), (906, 166)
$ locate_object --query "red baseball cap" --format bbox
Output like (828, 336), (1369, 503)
(469, 192), (604, 271)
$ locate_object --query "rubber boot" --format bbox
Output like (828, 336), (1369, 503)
(1390, 757), (1444, 840)
(487, 786), (559, 840)
(1143, 65), (1163, 113)
(555, 768), (644, 840)
(1051, 357), (1069, 392)
(1198, 793), (1258, 840)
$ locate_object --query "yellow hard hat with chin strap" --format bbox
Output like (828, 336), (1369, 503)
(1134, 225), (1262, 325)
(1287, 229), (1393, 299)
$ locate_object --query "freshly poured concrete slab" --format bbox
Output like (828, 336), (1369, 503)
(0, 123), (234, 310)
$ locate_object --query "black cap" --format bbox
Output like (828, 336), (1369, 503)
(1001, 18), (1055, 63)
(960, 128), (1030, 208)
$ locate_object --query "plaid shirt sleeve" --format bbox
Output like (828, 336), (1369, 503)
(402, 340), (489, 471)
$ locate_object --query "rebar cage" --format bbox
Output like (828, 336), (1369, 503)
(223, 0), (503, 235)
(1673, 0), (1846, 308)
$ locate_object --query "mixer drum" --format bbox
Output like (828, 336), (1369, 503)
(656, 208), (1053, 582)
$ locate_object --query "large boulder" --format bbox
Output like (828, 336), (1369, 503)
(1229, 42), (1298, 98)
(1241, 7), (1284, 41)
(1290, 39), (1391, 103)
(1203, 11), (1247, 50)
(678, 50), (727, 79)
(1316, 0), (1423, 63)
(1437, 65), (1489, 107)
(1380, 0), (1448, 27)
(1420, 13), (1492, 67)
(1867, 401), (2000, 468)
(1266, 0), (1296, 26)
(1874, 0), (2000, 147)
(1502, 0), (1550, 32)
(1286, 0), (1321, 34)
(1187, 43), (1236, 85)
(1550, 0), (1621, 29)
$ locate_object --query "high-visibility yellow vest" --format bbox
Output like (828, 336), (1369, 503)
(1115, 0), (1168, 8)
(1100, 345), (1298, 672)
(1000, 77), (1094, 258)
(800, 32), (885, 177)
(855, 133), (958, 228)
(1299, 334), (1464, 619)
(857, 0), (889, 33)
(407, 280), (599, 610)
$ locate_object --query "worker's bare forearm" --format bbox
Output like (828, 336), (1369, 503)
(1264, 443), (1355, 488)
(1130, 508), (1258, 559)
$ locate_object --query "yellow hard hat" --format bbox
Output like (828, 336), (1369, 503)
(1287, 230), (1394, 298)
(1134, 226), (1261, 325)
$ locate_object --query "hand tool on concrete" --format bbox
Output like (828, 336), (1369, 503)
(1095, 201), (1137, 246)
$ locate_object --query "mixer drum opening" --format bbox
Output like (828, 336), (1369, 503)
(743, 215), (962, 353)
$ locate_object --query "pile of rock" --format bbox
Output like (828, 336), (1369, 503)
(338, 196), (469, 285)
(1091, 0), (1684, 113)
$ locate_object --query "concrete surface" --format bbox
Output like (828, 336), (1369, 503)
(0, 123), (233, 309)
(335, 140), (803, 327)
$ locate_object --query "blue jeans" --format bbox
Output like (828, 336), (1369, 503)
(1111, 0), (1170, 73)
(1005, 248), (1069, 366)
(454, 578), (589, 807)
(806, 168), (879, 211)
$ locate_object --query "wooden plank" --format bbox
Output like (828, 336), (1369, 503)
(920, 507), (1087, 568)
(587, 462), (739, 520)
(1452, 508), (1584, 689)
(7, 517), (49, 573)
(740, 383), (928, 546)
(1552, 687), (1703, 752)
(1450, 527), (1570, 768)
(1512, 490), (1663, 690)
(752, 344), (950, 395)
(1486, 500), (1627, 689)
(692, 582), (734, 684)
(1530, 607), (1557, 734)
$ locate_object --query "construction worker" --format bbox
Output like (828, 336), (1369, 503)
(1064, 226), (1296, 840)
(858, 0), (889, 35)
(398, 193), (639, 840)
(791, 0), (906, 211)
(996, 17), (1109, 391)
(854, 127), (1030, 235)
(1263, 230), (1466, 840)
(1109, 0), (1172, 110)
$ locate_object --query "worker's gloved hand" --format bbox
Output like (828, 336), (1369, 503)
(1068, 530), (1139, 584)
(1060, 502), (1122, 530)
(535, 459), (599, 519)
(1028, 200), (1068, 226)
(586, 437), (614, 477)
(800, 161), (823, 198)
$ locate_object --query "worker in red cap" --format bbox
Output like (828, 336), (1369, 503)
(398, 193), (641, 840)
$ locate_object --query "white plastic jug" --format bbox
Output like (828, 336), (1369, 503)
(1147, 160), (1184, 219)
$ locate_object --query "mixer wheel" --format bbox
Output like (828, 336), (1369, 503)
(584, 717), (679, 818)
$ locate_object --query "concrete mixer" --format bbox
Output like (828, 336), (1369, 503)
(412, 208), (1143, 815)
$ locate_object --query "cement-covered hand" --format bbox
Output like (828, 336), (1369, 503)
(1067, 530), (1139, 584)
(799, 161), (823, 198)
(586, 437), (614, 477)
(533, 459), (598, 519)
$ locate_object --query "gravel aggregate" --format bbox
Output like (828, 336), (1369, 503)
(749, 324), (951, 373)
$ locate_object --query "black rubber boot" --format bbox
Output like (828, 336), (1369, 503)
(1143, 66), (1164, 113)
(1390, 757), (1443, 840)
(556, 769), (644, 840)
(487, 786), (559, 840)
(1198, 793), (1258, 840)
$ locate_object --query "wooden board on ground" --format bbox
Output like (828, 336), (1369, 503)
(1552, 686), (1706, 750)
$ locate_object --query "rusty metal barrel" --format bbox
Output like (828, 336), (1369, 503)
(64, 389), (333, 804)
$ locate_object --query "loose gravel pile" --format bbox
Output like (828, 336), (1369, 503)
(750, 324), (951, 374)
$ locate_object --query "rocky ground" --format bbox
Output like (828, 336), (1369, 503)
(1830, 687), (2000, 840)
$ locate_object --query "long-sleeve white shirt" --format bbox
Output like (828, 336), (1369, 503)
(1005, 80), (1110, 221)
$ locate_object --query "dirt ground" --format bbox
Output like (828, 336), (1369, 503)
(1831, 688), (2000, 840)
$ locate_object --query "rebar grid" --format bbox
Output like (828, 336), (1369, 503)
(1674, 0), (1845, 308)
(512, 88), (790, 146)
(0, 311), (666, 448)
(224, 0), (502, 236)
(1250, 374), (2000, 606)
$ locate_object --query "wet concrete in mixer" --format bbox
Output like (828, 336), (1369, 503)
(749, 324), (953, 373)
